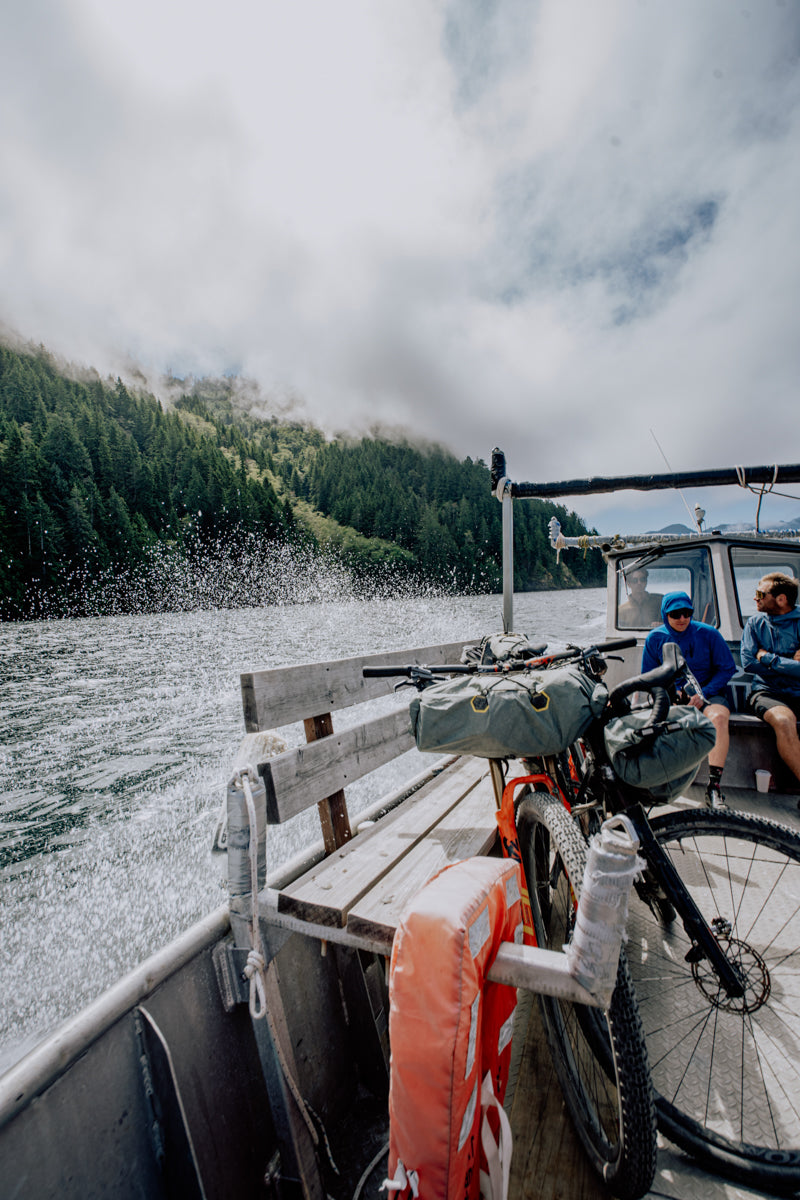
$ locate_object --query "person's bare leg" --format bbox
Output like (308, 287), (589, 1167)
(763, 705), (800, 782)
(705, 704), (729, 770)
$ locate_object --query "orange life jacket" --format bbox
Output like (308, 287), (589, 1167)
(385, 856), (522, 1199)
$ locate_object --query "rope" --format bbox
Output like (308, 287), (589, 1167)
(233, 767), (339, 1176)
(352, 1140), (389, 1200)
(239, 768), (269, 1020)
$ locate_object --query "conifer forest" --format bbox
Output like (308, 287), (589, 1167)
(0, 344), (603, 620)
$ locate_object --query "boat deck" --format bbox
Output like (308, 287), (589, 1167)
(354, 984), (775, 1200)
(507, 1000), (773, 1200)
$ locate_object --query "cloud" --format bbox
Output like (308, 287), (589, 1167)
(1, 0), (799, 529)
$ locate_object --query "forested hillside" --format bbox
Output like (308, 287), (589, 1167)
(0, 344), (603, 620)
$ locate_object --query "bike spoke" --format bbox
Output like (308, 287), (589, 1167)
(627, 811), (800, 1162)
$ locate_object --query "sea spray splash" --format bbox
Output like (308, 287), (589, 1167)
(0, 586), (606, 1073)
(6, 530), (457, 621)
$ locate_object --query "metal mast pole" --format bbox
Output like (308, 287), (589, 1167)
(491, 449), (514, 633)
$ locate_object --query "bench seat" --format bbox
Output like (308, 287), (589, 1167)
(277, 757), (496, 944)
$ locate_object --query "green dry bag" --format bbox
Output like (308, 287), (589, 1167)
(409, 665), (608, 759)
(604, 705), (716, 802)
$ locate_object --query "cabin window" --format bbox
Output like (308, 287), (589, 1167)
(616, 546), (717, 629)
(730, 546), (800, 625)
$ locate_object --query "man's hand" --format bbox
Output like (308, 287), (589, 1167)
(756, 649), (768, 662)
(794, 649), (800, 662)
(686, 693), (704, 709)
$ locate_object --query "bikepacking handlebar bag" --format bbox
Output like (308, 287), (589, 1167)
(409, 666), (608, 759)
(603, 706), (716, 802)
(460, 631), (544, 667)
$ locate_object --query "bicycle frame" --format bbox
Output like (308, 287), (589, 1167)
(622, 803), (745, 997)
(547, 740), (747, 1000)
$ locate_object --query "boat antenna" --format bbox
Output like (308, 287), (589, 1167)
(650, 429), (703, 533)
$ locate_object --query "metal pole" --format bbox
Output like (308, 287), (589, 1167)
(502, 486), (514, 633)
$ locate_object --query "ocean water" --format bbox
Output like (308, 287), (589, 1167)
(0, 587), (606, 1071)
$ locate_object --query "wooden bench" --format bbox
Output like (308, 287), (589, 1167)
(223, 640), (632, 1199)
(235, 638), (501, 952)
(693, 710), (800, 792)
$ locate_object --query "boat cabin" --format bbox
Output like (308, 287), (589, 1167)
(601, 534), (800, 792)
(605, 533), (800, 684)
(489, 446), (800, 795)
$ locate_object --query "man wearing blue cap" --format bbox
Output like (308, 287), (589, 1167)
(642, 591), (736, 809)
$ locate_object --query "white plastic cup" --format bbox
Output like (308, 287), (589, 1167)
(755, 769), (772, 794)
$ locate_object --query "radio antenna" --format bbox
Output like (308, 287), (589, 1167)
(650, 429), (703, 533)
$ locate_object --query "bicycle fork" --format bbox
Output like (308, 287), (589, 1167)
(624, 803), (746, 1000)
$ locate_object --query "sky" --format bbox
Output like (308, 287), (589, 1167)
(1, 0), (799, 533)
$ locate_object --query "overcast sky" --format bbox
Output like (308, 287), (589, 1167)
(2, 0), (799, 532)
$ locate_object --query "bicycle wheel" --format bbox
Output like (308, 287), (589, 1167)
(624, 808), (800, 1192)
(516, 792), (657, 1200)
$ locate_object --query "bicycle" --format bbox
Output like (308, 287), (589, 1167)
(513, 641), (800, 1195)
(367, 637), (800, 1196)
(367, 638), (658, 1200)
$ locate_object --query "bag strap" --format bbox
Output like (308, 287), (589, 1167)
(479, 1071), (513, 1200)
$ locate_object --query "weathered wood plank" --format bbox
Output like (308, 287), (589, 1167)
(344, 773), (498, 944)
(508, 1003), (608, 1200)
(303, 713), (352, 852)
(260, 708), (415, 824)
(277, 758), (489, 926)
(241, 640), (474, 732)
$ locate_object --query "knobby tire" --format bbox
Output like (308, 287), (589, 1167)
(624, 808), (800, 1193)
(516, 792), (657, 1200)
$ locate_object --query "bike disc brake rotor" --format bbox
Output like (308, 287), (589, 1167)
(690, 934), (770, 1014)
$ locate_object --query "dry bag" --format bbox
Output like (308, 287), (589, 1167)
(409, 666), (608, 759)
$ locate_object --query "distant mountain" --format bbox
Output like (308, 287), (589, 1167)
(642, 517), (800, 536)
(716, 516), (800, 533)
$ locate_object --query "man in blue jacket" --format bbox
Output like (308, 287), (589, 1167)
(642, 591), (736, 809)
(741, 572), (800, 796)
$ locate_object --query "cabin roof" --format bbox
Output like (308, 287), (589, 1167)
(605, 530), (800, 562)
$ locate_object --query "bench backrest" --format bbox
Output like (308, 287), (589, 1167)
(240, 641), (473, 835)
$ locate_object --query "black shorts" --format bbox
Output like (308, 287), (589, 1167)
(748, 690), (800, 720)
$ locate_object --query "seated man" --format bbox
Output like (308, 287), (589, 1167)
(741, 572), (800, 800)
(642, 591), (736, 809)
(618, 568), (662, 629)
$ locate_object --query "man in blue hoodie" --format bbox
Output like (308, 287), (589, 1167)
(741, 572), (800, 795)
(642, 591), (736, 809)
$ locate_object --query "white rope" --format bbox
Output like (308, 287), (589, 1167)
(238, 768), (269, 1021)
(478, 1071), (513, 1200)
(352, 1140), (389, 1200)
(381, 1160), (419, 1196)
(233, 767), (339, 1174)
